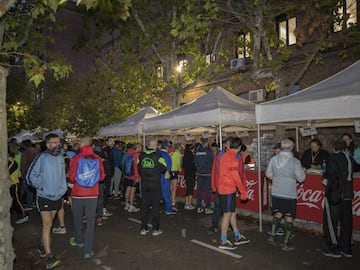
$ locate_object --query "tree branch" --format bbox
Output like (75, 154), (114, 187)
(132, 7), (166, 65)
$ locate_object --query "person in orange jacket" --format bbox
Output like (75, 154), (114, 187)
(217, 137), (249, 250)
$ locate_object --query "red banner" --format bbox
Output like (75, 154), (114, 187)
(176, 172), (360, 231)
(296, 174), (360, 231)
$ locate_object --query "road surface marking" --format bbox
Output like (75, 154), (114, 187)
(128, 218), (153, 228)
(190, 239), (242, 259)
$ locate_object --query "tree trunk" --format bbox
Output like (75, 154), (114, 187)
(0, 66), (14, 270)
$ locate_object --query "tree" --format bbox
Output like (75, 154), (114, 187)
(0, 1), (130, 269)
(117, 0), (226, 107)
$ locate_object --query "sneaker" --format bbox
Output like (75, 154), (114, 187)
(340, 250), (353, 258)
(205, 208), (214, 214)
(46, 254), (61, 269)
(282, 242), (295, 251)
(218, 240), (237, 250)
(140, 228), (149, 236)
(83, 252), (94, 259)
(184, 204), (195, 210)
(52, 227), (66, 234)
(197, 207), (204, 214)
(102, 215), (109, 220)
(152, 229), (163, 236)
(165, 210), (177, 215)
(69, 237), (84, 248)
(172, 205), (179, 212)
(267, 227), (285, 236)
(128, 205), (140, 213)
(37, 245), (47, 258)
(82, 216), (87, 223)
(208, 225), (218, 233)
(323, 249), (341, 258)
(124, 204), (130, 211)
(103, 209), (113, 217)
(234, 235), (250, 245)
(267, 236), (276, 246)
(113, 195), (121, 200)
(15, 216), (29, 224)
(96, 218), (103, 226)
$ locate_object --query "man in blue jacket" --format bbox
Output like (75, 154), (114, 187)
(194, 138), (214, 214)
(27, 134), (67, 269)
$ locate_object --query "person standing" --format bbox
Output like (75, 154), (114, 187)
(194, 138), (214, 214)
(217, 137), (249, 250)
(182, 143), (196, 210)
(342, 133), (360, 171)
(322, 140), (354, 258)
(21, 139), (38, 210)
(8, 148), (28, 224)
(266, 138), (305, 251)
(103, 137), (115, 217)
(138, 140), (167, 236)
(68, 137), (105, 259)
(301, 138), (329, 170)
(110, 140), (123, 199)
(123, 143), (141, 212)
(26, 134), (67, 269)
(170, 143), (182, 211)
(158, 140), (176, 215)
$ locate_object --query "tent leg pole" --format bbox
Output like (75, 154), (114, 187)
(257, 124), (263, 232)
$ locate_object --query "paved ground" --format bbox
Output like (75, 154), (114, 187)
(13, 198), (359, 270)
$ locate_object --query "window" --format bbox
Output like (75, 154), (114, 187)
(236, 32), (251, 58)
(334, 0), (357, 32)
(277, 16), (297, 46)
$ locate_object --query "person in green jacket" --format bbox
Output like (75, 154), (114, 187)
(170, 143), (183, 211)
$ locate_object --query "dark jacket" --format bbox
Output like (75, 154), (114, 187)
(193, 146), (214, 175)
(182, 150), (196, 180)
(103, 146), (115, 179)
(324, 152), (354, 204)
(301, 149), (329, 169)
(138, 150), (166, 192)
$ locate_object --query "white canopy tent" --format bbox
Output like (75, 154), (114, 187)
(9, 130), (36, 143)
(144, 86), (266, 230)
(256, 60), (360, 125)
(144, 86), (256, 136)
(99, 106), (159, 137)
(255, 60), (360, 231)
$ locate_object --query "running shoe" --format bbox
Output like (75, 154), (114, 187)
(165, 210), (177, 215)
(140, 228), (149, 236)
(322, 249), (341, 258)
(46, 254), (61, 269)
(128, 205), (140, 213)
(52, 227), (66, 234)
(37, 245), (47, 258)
(103, 209), (113, 217)
(218, 240), (237, 250)
(208, 225), (218, 233)
(69, 237), (84, 248)
(267, 236), (276, 246)
(267, 227), (285, 236)
(282, 242), (295, 251)
(234, 235), (250, 245)
(15, 216), (29, 224)
(96, 218), (103, 226)
(340, 250), (353, 258)
(197, 207), (204, 214)
(152, 229), (163, 236)
(205, 208), (214, 214)
(83, 252), (94, 259)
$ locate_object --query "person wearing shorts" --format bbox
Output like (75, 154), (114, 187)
(217, 137), (249, 250)
(265, 138), (305, 251)
(27, 134), (68, 269)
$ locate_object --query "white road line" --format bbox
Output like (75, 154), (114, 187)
(190, 239), (242, 259)
(128, 218), (153, 228)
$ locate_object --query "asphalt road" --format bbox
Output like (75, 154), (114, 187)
(13, 198), (359, 270)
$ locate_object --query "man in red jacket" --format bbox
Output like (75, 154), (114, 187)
(217, 137), (249, 250)
(68, 137), (105, 259)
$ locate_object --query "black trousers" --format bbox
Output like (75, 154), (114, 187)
(141, 189), (161, 230)
(323, 198), (353, 253)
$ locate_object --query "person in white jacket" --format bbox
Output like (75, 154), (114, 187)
(265, 138), (305, 251)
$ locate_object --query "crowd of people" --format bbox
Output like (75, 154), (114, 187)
(7, 132), (359, 268)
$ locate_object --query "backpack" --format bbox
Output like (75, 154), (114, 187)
(75, 155), (100, 188)
(124, 153), (135, 177)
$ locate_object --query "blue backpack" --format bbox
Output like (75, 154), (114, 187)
(75, 156), (100, 188)
(124, 153), (135, 177)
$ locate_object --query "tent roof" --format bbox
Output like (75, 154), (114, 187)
(144, 86), (255, 133)
(99, 106), (159, 137)
(255, 60), (360, 124)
